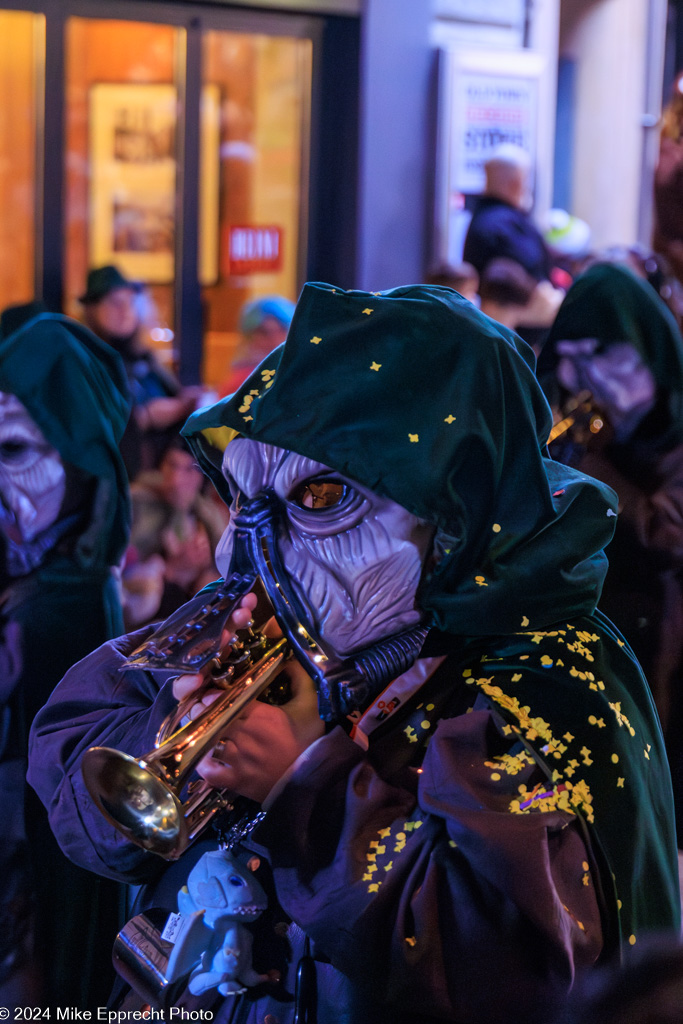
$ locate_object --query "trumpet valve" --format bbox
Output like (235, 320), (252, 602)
(209, 628), (270, 684)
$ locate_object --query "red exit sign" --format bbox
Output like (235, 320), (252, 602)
(228, 225), (284, 275)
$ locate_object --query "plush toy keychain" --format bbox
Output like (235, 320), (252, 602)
(166, 847), (277, 997)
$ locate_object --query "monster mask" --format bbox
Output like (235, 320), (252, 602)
(215, 438), (435, 660)
(0, 392), (67, 572)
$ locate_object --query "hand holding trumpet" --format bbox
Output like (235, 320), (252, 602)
(173, 593), (325, 804)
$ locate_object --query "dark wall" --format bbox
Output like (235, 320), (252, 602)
(306, 14), (360, 289)
(355, 0), (433, 291)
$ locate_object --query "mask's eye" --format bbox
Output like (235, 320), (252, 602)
(290, 479), (347, 511)
(0, 438), (42, 470)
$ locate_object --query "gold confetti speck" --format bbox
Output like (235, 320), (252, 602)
(310, 336), (322, 345)
(617, 777), (625, 787)
(474, 576), (488, 587)
(611, 754), (619, 764)
(491, 772), (501, 781)
(362, 308), (374, 315)
(629, 935), (637, 946)
(582, 861), (589, 871)
(420, 720), (430, 729)
(405, 936), (417, 947)
(521, 616), (529, 627)
(444, 414), (456, 424)
(370, 361), (382, 371)
(409, 433), (419, 443)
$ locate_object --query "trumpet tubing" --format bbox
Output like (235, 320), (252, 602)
(547, 391), (604, 446)
(81, 632), (291, 860)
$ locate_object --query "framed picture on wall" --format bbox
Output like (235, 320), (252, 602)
(88, 82), (177, 283)
(447, 49), (544, 195)
(433, 47), (546, 265)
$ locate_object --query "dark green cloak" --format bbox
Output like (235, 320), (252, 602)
(183, 282), (681, 952)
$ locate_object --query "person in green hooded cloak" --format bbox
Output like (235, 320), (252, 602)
(28, 283), (680, 1024)
(0, 308), (131, 1008)
(539, 261), (683, 845)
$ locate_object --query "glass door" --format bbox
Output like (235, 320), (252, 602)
(199, 29), (311, 389)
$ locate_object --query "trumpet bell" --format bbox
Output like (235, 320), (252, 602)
(82, 747), (188, 858)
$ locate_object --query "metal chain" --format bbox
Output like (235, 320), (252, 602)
(216, 807), (267, 850)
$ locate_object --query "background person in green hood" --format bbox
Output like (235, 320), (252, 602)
(0, 307), (131, 1010)
(28, 283), (680, 1024)
(540, 261), (683, 847)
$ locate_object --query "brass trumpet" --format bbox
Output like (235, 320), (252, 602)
(547, 390), (604, 445)
(81, 628), (292, 860)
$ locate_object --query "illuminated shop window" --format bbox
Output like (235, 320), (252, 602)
(0, 10), (42, 312)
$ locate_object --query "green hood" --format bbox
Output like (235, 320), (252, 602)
(183, 282), (618, 637)
(0, 312), (131, 568)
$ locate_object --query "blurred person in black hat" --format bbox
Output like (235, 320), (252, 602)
(80, 265), (204, 477)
